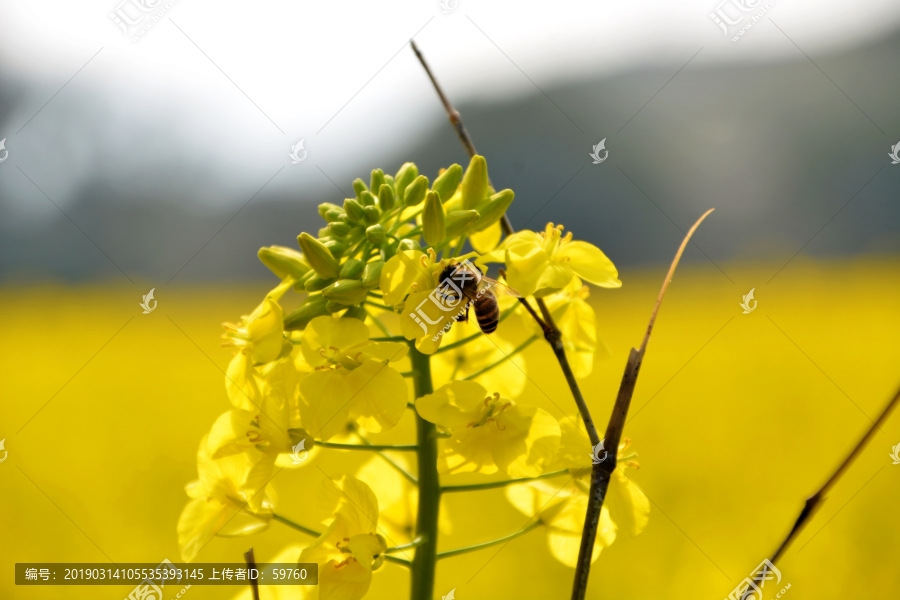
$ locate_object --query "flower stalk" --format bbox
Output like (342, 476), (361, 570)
(409, 345), (441, 600)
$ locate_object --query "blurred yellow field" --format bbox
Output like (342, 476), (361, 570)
(2, 255), (899, 599)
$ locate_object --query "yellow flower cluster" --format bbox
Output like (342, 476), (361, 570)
(178, 156), (646, 600)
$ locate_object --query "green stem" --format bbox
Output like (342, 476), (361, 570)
(315, 441), (418, 451)
(436, 521), (542, 560)
(410, 345), (441, 600)
(463, 335), (538, 381)
(371, 335), (406, 342)
(441, 469), (569, 493)
(272, 513), (322, 538)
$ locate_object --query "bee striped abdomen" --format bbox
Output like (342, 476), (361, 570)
(474, 293), (499, 334)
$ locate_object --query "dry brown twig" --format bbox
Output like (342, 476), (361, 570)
(411, 39), (714, 600)
(769, 384), (900, 564)
(243, 547), (260, 600)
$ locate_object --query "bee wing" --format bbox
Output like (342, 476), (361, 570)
(479, 277), (521, 298)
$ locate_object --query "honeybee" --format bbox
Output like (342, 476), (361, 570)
(436, 260), (520, 334)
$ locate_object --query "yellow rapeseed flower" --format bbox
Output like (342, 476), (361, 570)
(481, 222), (621, 297)
(355, 455), (453, 546)
(298, 316), (408, 441)
(415, 380), (560, 477)
(508, 419), (650, 567)
(531, 276), (608, 378)
(177, 435), (274, 561)
(222, 279), (293, 365)
(298, 476), (387, 600)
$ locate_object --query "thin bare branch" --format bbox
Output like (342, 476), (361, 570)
(243, 548), (260, 600)
(770, 382), (900, 563)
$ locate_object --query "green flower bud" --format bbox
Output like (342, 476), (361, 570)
(384, 174), (395, 189)
(323, 279), (368, 305)
(461, 155), (489, 210)
(473, 189), (515, 232)
(324, 240), (347, 259)
(423, 190), (446, 246)
(325, 209), (344, 223)
(327, 221), (352, 238)
(340, 258), (365, 279)
(352, 178), (368, 199)
(363, 205), (380, 224)
(398, 238), (418, 252)
(370, 169), (385, 197)
(445, 209), (481, 238)
(342, 305), (368, 321)
(362, 260), (384, 289)
(378, 184), (395, 211)
(395, 162), (418, 201)
(432, 163), (462, 203)
(318, 202), (344, 220)
(298, 232), (341, 279)
(404, 175), (429, 206)
(344, 199), (365, 222)
(359, 190), (377, 207)
(304, 273), (336, 291)
(366, 224), (387, 245)
(326, 300), (347, 313)
(283, 294), (328, 330)
(257, 246), (310, 280)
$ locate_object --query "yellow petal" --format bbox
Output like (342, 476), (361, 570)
(491, 405), (561, 478)
(319, 476), (380, 536)
(399, 289), (459, 352)
(549, 418), (592, 470)
(299, 370), (354, 441)
(437, 426), (499, 475)
(470, 220), (502, 253)
(246, 296), (285, 364)
(177, 497), (235, 562)
(546, 505), (616, 567)
(346, 360), (408, 433)
(302, 316), (370, 367)
(226, 352), (262, 411)
(348, 533), (386, 567)
(556, 241), (621, 288)
(207, 410), (255, 459)
(379, 250), (431, 306)
(606, 468), (651, 537)
(317, 558), (372, 600)
(415, 380), (488, 431)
